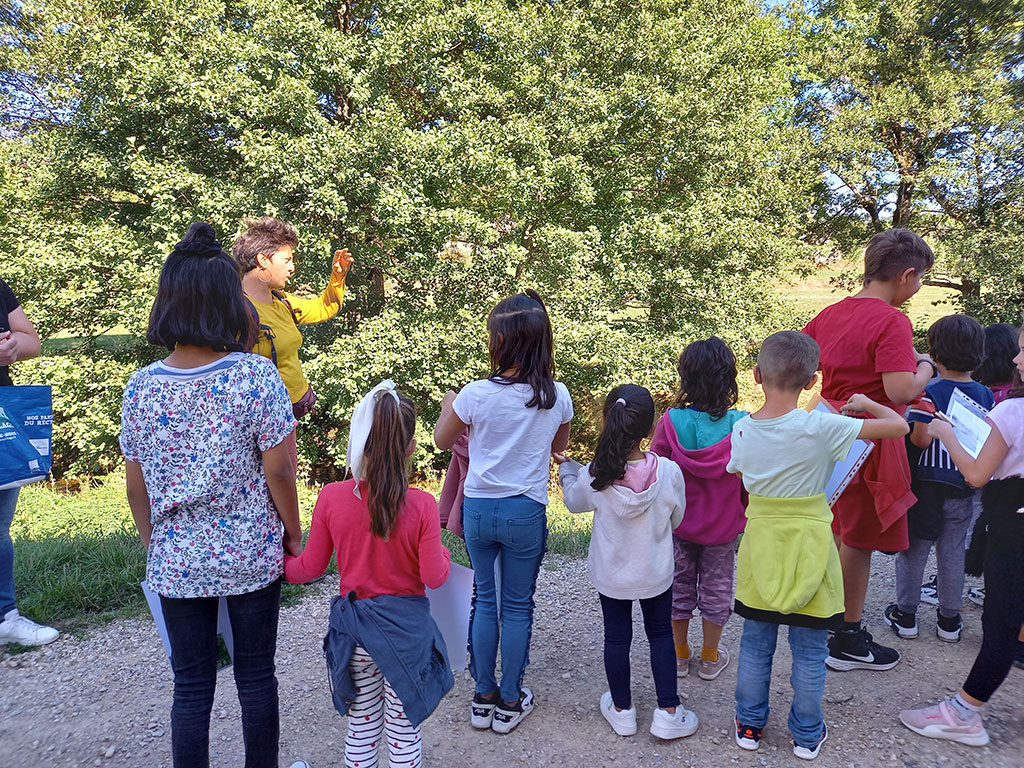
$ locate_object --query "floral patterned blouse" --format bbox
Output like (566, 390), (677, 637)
(120, 352), (296, 598)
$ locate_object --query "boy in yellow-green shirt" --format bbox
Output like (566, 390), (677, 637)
(726, 331), (908, 760)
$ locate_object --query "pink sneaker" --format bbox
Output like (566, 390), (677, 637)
(899, 699), (989, 746)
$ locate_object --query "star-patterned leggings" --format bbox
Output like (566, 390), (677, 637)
(345, 646), (421, 768)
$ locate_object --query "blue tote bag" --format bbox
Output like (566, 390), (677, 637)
(0, 385), (53, 490)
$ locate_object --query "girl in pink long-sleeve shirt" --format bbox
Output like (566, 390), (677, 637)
(285, 385), (450, 767)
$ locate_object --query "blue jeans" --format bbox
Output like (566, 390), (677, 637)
(160, 579), (281, 768)
(463, 495), (547, 704)
(735, 618), (828, 748)
(0, 487), (19, 617)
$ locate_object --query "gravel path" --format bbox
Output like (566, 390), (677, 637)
(2, 553), (1022, 767)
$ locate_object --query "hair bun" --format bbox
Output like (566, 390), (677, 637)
(175, 222), (225, 259)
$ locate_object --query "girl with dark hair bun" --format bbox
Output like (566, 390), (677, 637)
(121, 223), (307, 768)
(434, 289), (573, 734)
(651, 337), (748, 682)
(285, 381), (453, 767)
(556, 385), (698, 741)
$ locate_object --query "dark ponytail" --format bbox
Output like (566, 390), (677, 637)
(590, 384), (656, 491)
(363, 392), (417, 539)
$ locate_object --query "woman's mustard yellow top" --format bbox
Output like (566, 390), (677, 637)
(249, 279), (344, 403)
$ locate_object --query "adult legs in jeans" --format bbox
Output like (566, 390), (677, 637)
(161, 579), (281, 768)
(0, 487), (19, 616)
(464, 495), (546, 704)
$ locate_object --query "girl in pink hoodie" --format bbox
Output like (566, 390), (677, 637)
(651, 337), (748, 682)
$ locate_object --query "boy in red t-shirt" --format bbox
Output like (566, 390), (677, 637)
(803, 228), (936, 672)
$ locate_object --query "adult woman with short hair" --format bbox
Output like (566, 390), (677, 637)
(233, 218), (353, 470)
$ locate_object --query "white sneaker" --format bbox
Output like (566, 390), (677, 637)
(649, 705), (699, 740)
(287, 762), (311, 768)
(0, 610), (59, 646)
(599, 691), (637, 736)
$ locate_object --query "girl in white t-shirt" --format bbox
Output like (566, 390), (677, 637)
(435, 290), (573, 734)
(899, 327), (1024, 748)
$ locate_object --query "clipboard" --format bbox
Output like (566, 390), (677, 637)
(807, 394), (874, 507)
(945, 388), (991, 459)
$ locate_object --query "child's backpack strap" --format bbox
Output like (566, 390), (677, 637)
(245, 296), (278, 367)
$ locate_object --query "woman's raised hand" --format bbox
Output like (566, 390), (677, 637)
(332, 248), (354, 281)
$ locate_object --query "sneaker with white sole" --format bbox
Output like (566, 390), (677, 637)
(826, 627), (900, 671)
(899, 699), (989, 746)
(936, 611), (962, 643)
(491, 687), (534, 734)
(793, 722), (828, 760)
(0, 610), (59, 647)
(676, 654), (691, 678)
(967, 587), (985, 607)
(919, 575), (939, 606)
(883, 604), (919, 638)
(471, 691), (499, 729)
(599, 691), (637, 736)
(287, 762), (311, 768)
(649, 705), (698, 740)
(697, 646), (730, 680)
(735, 718), (762, 750)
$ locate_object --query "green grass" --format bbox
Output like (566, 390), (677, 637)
(777, 261), (958, 329)
(9, 475), (593, 639)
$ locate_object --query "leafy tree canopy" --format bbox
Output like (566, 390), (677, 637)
(1, 0), (814, 476)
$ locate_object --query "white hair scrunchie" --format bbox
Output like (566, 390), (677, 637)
(346, 379), (400, 498)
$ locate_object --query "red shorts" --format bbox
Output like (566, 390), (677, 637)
(831, 444), (912, 552)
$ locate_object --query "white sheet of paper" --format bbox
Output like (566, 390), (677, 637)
(813, 401), (874, 506)
(141, 580), (234, 662)
(426, 563), (475, 672)
(946, 389), (991, 459)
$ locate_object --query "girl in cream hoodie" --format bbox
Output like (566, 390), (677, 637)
(555, 384), (698, 741)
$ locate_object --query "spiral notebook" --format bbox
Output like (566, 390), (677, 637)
(807, 394), (874, 507)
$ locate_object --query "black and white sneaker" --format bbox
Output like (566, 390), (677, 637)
(491, 687), (535, 734)
(793, 722), (828, 760)
(919, 574), (939, 606)
(883, 604), (919, 638)
(826, 628), (900, 671)
(471, 691), (499, 729)
(936, 611), (962, 643)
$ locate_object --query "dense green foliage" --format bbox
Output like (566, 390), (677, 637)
(0, 1), (1021, 478)
(791, 0), (1024, 321)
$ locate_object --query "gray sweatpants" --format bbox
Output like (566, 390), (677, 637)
(896, 491), (976, 617)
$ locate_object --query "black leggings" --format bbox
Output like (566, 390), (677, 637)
(599, 587), (679, 711)
(963, 537), (1024, 702)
